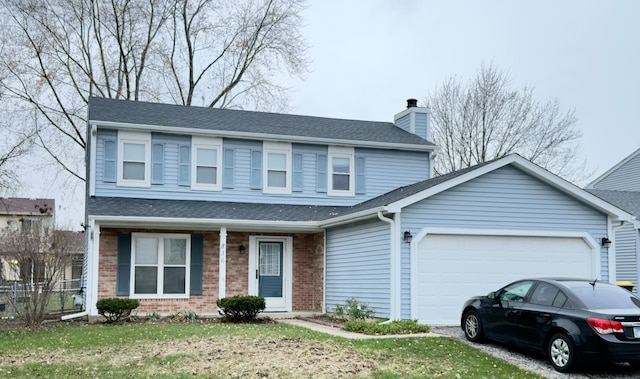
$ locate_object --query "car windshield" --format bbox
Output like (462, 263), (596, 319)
(570, 284), (640, 309)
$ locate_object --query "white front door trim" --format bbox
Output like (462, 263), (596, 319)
(248, 235), (293, 312)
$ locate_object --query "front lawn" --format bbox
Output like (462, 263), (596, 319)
(0, 321), (542, 378)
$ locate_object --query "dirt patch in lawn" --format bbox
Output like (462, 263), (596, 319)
(0, 327), (384, 378)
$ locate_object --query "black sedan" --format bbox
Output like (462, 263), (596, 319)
(461, 278), (640, 372)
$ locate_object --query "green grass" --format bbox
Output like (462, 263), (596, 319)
(0, 322), (544, 378)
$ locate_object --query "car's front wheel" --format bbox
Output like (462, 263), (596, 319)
(548, 333), (575, 372)
(462, 310), (483, 342)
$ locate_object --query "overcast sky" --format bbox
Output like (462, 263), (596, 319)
(21, 0), (640, 228)
(284, 0), (640, 179)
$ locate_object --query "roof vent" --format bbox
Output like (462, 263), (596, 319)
(406, 98), (418, 108)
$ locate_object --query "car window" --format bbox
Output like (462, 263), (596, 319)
(529, 282), (560, 306)
(571, 284), (640, 309)
(552, 291), (569, 308)
(499, 281), (534, 303)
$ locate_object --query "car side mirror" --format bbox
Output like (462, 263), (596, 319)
(487, 291), (497, 300)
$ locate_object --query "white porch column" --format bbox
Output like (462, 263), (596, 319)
(88, 221), (100, 316)
(219, 227), (227, 299)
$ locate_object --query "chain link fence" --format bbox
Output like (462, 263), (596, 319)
(0, 279), (83, 319)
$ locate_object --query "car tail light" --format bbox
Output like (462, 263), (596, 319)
(587, 318), (624, 334)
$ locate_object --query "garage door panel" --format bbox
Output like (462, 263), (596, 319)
(416, 234), (593, 325)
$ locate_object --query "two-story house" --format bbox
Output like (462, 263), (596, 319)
(0, 198), (55, 283)
(586, 149), (640, 294)
(79, 97), (633, 325)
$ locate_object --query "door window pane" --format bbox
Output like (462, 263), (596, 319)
(259, 243), (281, 276)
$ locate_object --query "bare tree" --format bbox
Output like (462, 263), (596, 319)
(426, 63), (587, 181)
(0, 222), (72, 327)
(0, 0), (308, 182)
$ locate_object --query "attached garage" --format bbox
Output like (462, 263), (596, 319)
(413, 232), (598, 325)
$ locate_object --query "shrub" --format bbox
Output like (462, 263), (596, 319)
(217, 295), (265, 323)
(334, 298), (375, 320)
(96, 298), (140, 323)
(343, 319), (429, 335)
(167, 311), (199, 322)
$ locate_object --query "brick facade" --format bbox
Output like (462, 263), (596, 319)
(97, 228), (324, 315)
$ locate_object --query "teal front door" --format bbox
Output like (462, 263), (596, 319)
(258, 241), (284, 305)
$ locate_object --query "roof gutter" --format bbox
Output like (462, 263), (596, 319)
(317, 207), (385, 228)
(90, 215), (321, 232)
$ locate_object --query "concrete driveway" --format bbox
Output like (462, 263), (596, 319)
(431, 326), (640, 379)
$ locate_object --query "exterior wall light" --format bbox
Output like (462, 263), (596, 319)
(601, 237), (612, 248)
(239, 244), (246, 254)
(403, 231), (413, 243)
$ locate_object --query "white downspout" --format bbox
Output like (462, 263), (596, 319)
(378, 211), (398, 321)
(219, 227), (227, 300)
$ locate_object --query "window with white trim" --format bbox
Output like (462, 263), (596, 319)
(131, 233), (190, 298)
(263, 141), (291, 194)
(191, 136), (222, 190)
(117, 131), (151, 187)
(328, 146), (355, 196)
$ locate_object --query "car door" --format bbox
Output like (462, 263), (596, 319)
(483, 280), (535, 344)
(517, 282), (566, 351)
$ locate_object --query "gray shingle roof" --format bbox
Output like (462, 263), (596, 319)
(87, 197), (350, 222)
(586, 189), (640, 216)
(88, 97), (435, 147)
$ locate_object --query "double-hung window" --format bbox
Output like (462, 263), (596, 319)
(191, 136), (222, 190)
(131, 233), (190, 298)
(263, 142), (291, 194)
(117, 131), (151, 187)
(328, 146), (355, 196)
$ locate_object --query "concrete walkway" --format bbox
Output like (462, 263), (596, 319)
(277, 318), (443, 339)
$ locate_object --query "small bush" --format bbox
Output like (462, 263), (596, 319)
(145, 312), (161, 322)
(217, 295), (265, 323)
(343, 319), (429, 335)
(167, 311), (199, 322)
(96, 298), (140, 323)
(334, 298), (375, 320)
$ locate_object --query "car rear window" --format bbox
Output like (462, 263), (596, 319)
(570, 285), (640, 309)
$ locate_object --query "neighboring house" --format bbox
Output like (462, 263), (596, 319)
(585, 148), (640, 294)
(81, 97), (633, 325)
(0, 198), (82, 289)
(0, 198), (55, 283)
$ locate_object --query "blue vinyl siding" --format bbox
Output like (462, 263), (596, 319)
(394, 113), (410, 134)
(398, 166), (609, 319)
(94, 132), (431, 206)
(615, 224), (638, 293)
(326, 219), (391, 318)
(591, 153), (640, 191)
(414, 112), (429, 141)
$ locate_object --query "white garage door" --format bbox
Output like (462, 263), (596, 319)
(416, 234), (595, 325)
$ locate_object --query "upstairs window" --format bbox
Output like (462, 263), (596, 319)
(263, 142), (291, 194)
(328, 146), (355, 196)
(191, 136), (222, 191)
(118, 131), (151, 187)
